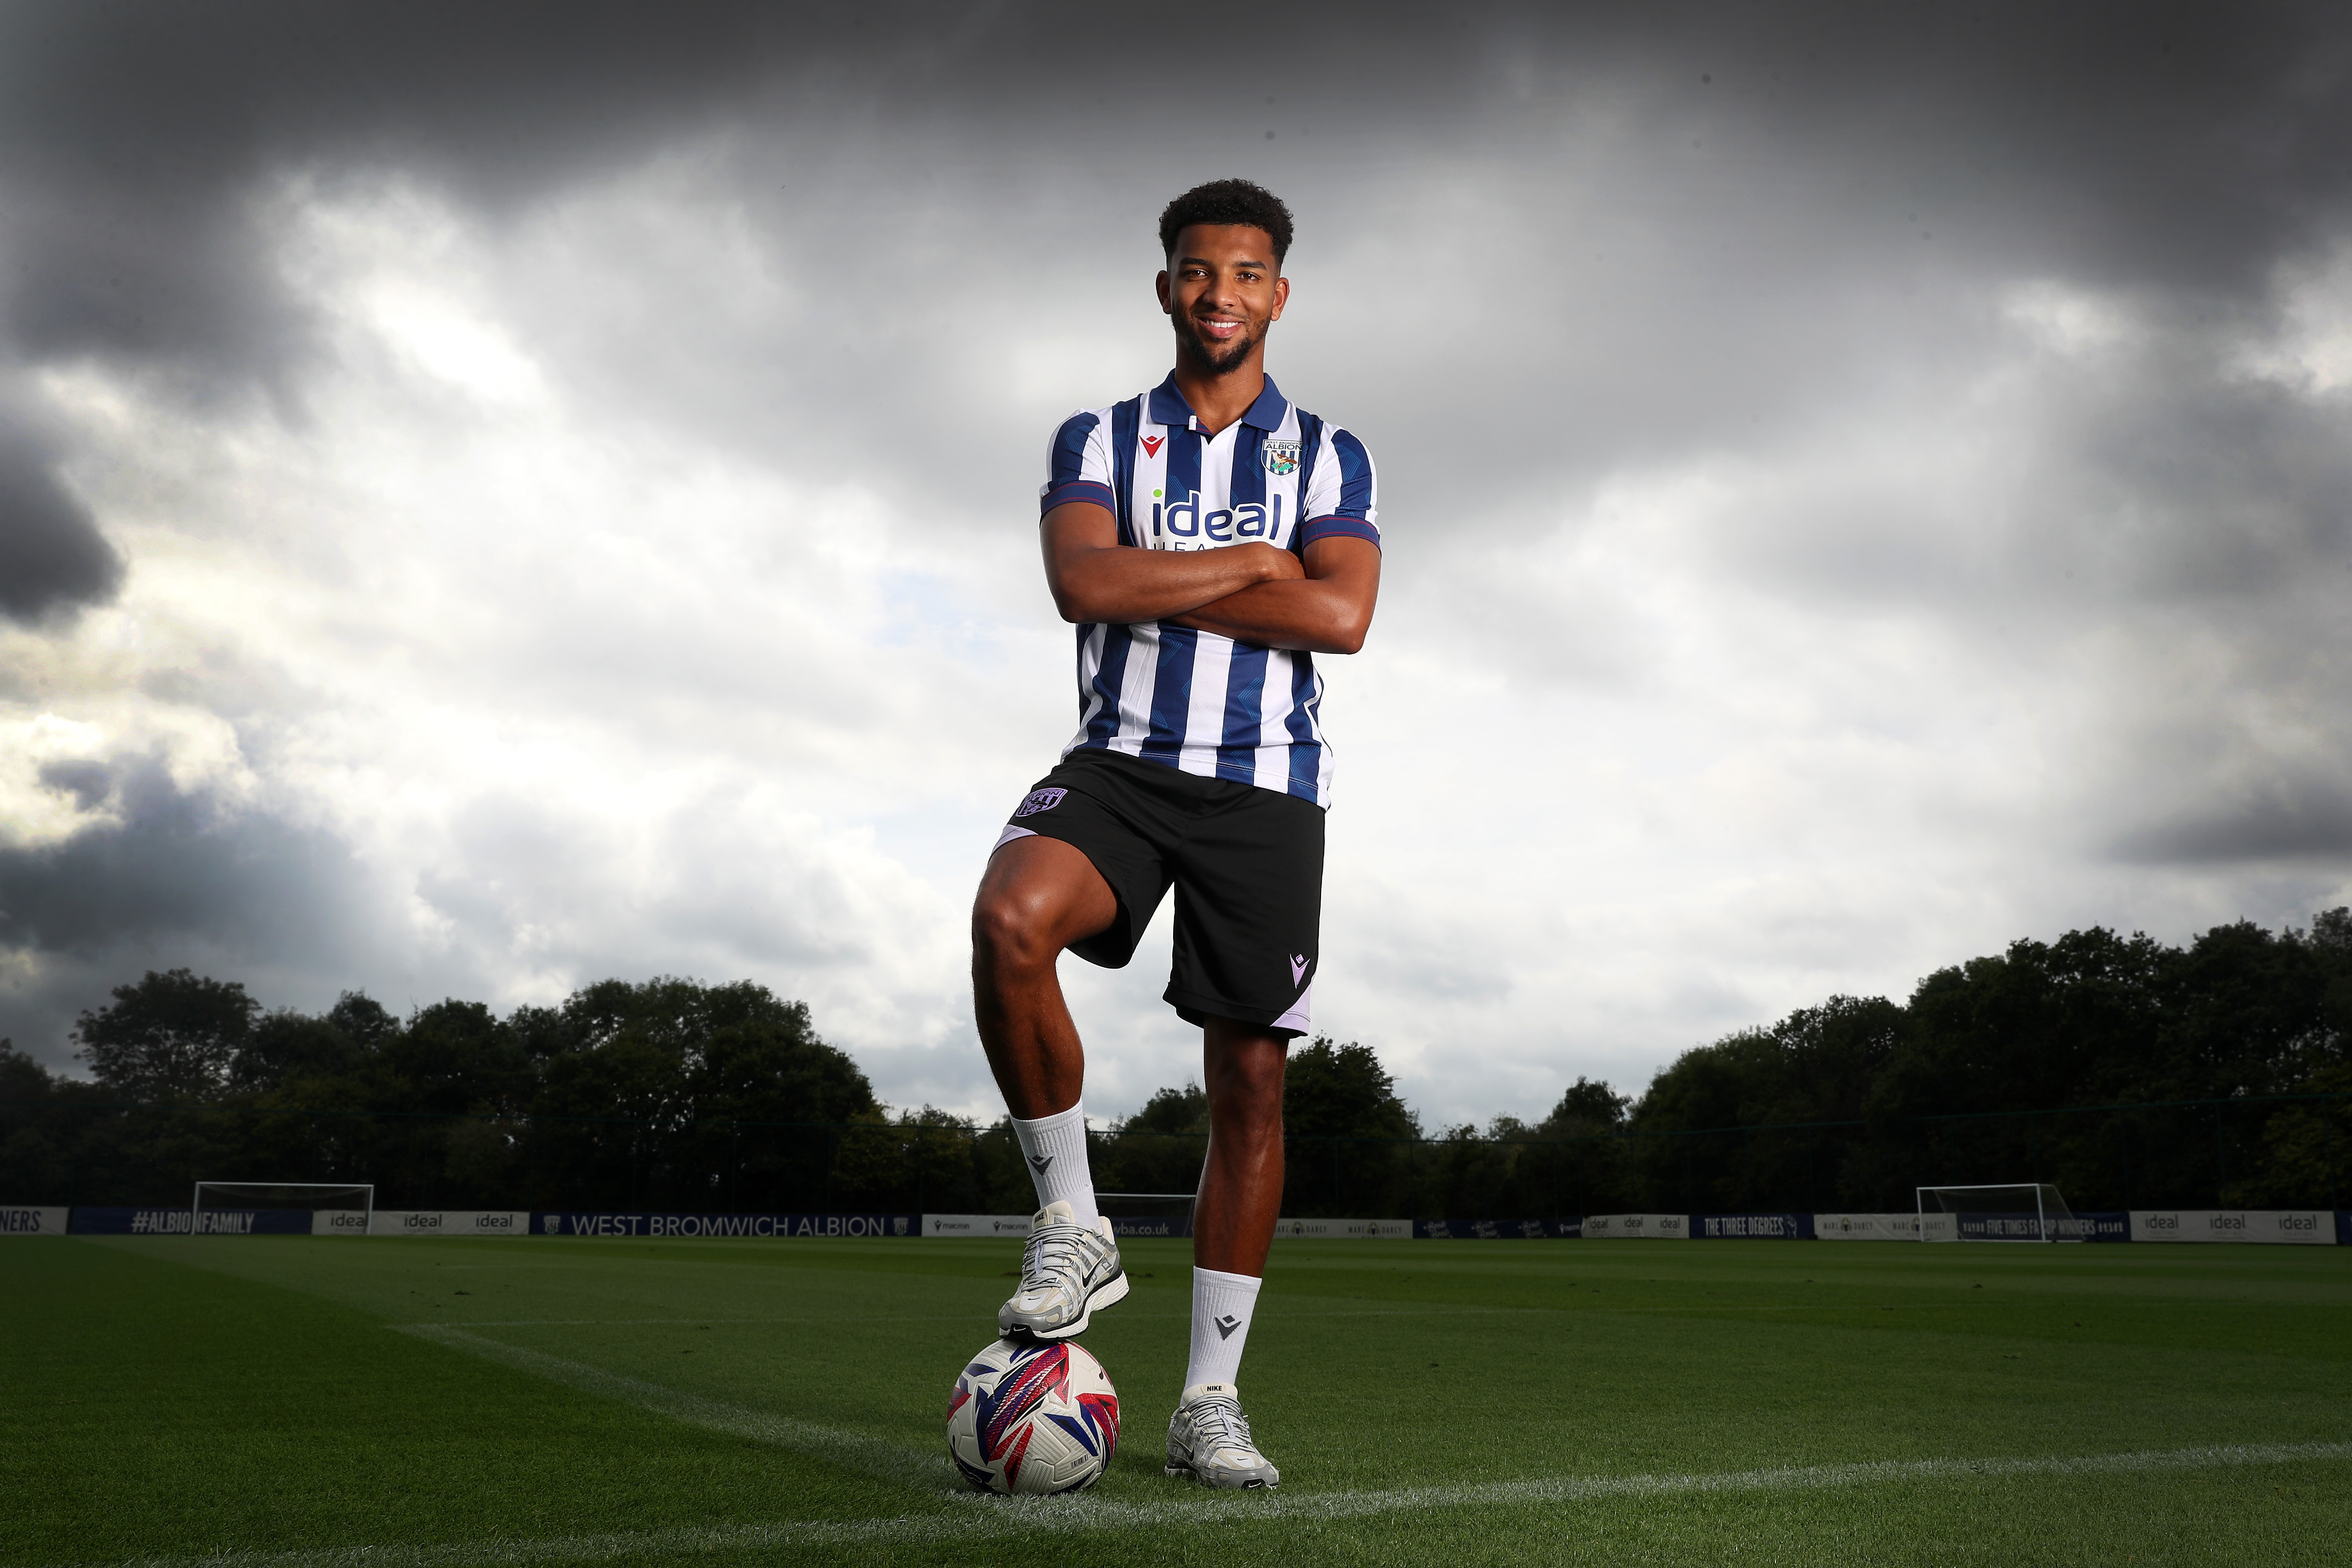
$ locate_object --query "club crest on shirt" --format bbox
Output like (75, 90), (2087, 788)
(1261, 438), (1301, 476)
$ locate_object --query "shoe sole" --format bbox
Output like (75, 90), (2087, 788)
(1164, 1462), (1276, 1489)
(1001, 1268), (1129, 1341)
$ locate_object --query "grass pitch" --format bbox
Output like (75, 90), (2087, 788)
(2, 1233), (2347, 1566)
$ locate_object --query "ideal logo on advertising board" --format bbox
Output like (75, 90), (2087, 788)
(2128, 1210), (2339, 1245)
(536, 1212), (917, 1238)
(1582, 1213), (1691, 1240)
(368, 1211), (528, 1237)
(0, 1205), (68, 1235)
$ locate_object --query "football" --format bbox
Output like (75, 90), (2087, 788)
(945, 1336), (1120, 1494)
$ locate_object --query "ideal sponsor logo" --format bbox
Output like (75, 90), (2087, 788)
(1151, 490), (1284, 545)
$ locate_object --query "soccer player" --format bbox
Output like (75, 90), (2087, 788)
(971, 179), (1380, 1490)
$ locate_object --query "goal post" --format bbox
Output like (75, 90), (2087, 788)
(191, 1181), (374, 1236)
(1916, 1183), (2081, 1243)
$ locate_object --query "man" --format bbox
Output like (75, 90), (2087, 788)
(970, 178), (1380, 1490)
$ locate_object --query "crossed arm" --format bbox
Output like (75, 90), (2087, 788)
(1039, 502), (1381, 654)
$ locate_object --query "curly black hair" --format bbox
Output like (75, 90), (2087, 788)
(1158, 179), (1294, 265)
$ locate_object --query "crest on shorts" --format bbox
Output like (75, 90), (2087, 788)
(1261, 438), (1301, 476)
(1014, 787), (1067, 818)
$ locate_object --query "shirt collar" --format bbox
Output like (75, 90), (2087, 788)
(1147, 372), (1291, 434)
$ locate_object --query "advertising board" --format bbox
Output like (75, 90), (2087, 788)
(2128, 1210), (2337, 1244)
(1692, 1213), (1813, 1239)
(1273, 1218), (1413, 1239)
(923, 1213), (1035, 1238)
(535, 1211), (918, 1238)
(1580, 1213), (1690, 1240)
(368, 1210), (528, 1237)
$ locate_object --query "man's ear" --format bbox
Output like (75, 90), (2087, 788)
(1270, 276), (1289, 323)
(1156, 270), (1173, 314)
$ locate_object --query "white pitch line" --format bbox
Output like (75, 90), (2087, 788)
(390, 1325), (950, 1493)
(404, 1306), (1535, 1329)
(86, 1439), (2352, 1568)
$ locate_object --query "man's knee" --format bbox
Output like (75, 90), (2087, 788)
(1206, 1029), (1288, 1125)
(972, 884), (1062, 974)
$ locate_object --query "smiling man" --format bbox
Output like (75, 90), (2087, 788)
(970, 179), (1381, 1490)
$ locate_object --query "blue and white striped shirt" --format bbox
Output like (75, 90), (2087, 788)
(1040, 374), (1379, 808)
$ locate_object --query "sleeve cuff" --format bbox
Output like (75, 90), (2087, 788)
(1041, 480), (1116, 516)
(1298, 514), (1382, 549)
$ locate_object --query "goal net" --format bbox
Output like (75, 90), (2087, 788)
(192, 1182), (374, 1237)
(1916, 1183), (2082, 1243)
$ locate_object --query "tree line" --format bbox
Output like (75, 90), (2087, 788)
(1, 909), (2346, 1216)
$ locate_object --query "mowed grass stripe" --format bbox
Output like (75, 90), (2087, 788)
(390, 1326), (951, 1493)
(89, 1439), (2352, 1568)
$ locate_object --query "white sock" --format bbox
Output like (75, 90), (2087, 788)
(1183, 1266), (1262, 1393)
(1009, 1103), (1098, 1227)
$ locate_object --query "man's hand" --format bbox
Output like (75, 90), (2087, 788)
(1043, 502), (1302, 626)
(1168, 536), (1379, 654)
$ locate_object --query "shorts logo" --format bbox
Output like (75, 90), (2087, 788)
(1262, 439), (1301, 476)
(1289, 953), (1309, 985)
(1142, 434), (1165, 458)
(1014, 788), (1068, 818)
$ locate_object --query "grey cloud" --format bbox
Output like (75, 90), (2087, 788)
(0, 417), (121, 622)
(2113, 773), (2352, 865)
(0, 759), (400, 1067)
(0, 759), (375, 960)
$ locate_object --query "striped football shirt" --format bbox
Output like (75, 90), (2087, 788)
(1039, 372), (1379, 808)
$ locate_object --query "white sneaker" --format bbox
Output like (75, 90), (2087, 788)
(1165, 1382), (1279, 1489)
(997, 1200), (1128, 1341)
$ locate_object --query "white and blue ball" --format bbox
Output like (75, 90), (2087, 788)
(945, 1337), (1120, 1495)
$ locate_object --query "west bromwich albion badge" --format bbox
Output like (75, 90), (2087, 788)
(1261, 438), (1301, 476)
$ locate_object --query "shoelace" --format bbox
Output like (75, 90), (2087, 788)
(1018, 1218), (1099, 1294)
(1186, 1396), (1255, 1457)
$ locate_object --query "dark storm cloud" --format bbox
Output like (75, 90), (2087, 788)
(0, 759), (374, 960)
(0, 760), (395, 1067)
(6, 2), (2348, 398)
(0, 416), (121, 622)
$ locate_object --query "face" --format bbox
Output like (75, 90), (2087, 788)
(1156, 224), (1289, 377)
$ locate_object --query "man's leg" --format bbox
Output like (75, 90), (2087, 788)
(971, 834), (1116, 1124)
(971, 833), (1130, 1338)
(1166, 1017), (1287, 1488)
(1184, 1018), (1286, 1385)
(1193, 1018), (1288, 1276)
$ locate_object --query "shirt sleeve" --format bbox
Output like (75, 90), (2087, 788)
(1296, 424), (1379, 548)
(1039, 408), (1115, 516)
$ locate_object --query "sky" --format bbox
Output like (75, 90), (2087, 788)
(3, 3), (2351, 1129)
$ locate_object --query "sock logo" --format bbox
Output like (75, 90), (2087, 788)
(1028, 1155), (1054, 1173)
(1214, 1313), (1242, 1340)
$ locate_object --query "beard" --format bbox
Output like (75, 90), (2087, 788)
(1174, 312), (1263, 377)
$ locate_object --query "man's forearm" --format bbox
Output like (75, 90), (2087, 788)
(1044, 502), (1300, 625)
(1169, 539), (1381, 654)
(1167, 581), (1368, 654)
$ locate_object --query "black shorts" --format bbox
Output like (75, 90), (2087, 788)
(995, 748), (1324, 1037)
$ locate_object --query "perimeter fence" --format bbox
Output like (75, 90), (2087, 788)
(4, 1089), (2346, 1219)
